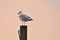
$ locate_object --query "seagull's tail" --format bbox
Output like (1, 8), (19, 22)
(29, 19), (33, 21)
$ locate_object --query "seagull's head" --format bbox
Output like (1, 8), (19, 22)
(17, 11), (22, 14)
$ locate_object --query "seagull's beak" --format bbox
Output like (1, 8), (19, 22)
(17, 13), (19, 14)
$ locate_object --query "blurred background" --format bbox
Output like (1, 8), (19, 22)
(0, 0), (60, 40)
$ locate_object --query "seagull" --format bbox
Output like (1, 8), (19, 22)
(17, 11), (33, 25)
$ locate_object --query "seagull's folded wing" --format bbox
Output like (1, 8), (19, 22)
(20, 14), (31, 21)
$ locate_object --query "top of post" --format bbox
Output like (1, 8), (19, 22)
(20, 25), (27, 27)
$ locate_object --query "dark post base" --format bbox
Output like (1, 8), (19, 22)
(18, 25), (27, 40)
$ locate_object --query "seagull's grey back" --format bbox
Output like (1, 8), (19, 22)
(20, 14), (31, 21)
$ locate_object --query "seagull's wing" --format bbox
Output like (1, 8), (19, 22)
(20, 14), (32, 21)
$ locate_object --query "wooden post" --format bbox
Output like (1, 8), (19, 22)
(18, 25), (27, 40)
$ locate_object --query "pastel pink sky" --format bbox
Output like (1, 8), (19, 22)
(0, 0), (60, 40)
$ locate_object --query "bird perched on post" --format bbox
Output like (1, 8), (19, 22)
(17, 11), (33, 25)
